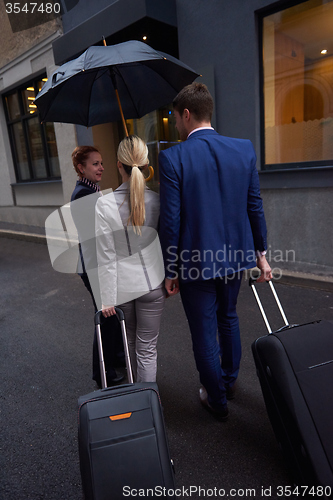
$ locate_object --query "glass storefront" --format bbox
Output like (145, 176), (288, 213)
(3, 76), (61, 182)
(262, 0), (333, 168)
(125, 104), (180, 190)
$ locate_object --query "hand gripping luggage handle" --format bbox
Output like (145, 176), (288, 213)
(94, 308), (125, 325)
(94, 308), (133, 389)
(249, 278), (289, 334)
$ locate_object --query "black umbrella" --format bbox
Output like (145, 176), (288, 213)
(34, 40), (199, 133)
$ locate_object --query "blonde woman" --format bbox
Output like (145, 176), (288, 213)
(95, 135), (165, 383)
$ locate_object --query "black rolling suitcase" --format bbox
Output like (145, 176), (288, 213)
(250, 278), (333, 489)
(78, 308), (175, 500)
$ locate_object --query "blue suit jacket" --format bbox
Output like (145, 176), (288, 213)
(158, 129), (267, 281)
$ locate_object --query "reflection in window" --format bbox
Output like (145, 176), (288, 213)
(3, 76), (60, 182)
(45, 123), (61, 177)
(12, 122), (30, 180)
(125, 105), (179, 190)
(27, 117), (48, 179)
(262, 0), (333, 167)
(6, 93), (21, 121)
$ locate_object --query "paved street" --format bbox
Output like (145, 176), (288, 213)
(1, 236), (332, 500)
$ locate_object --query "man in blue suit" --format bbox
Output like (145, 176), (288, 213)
(159, 83), (272, 421)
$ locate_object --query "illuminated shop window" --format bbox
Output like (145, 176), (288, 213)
(3, 76), (60, 182)
(262, 0), (333, 168)
(125, 105), (179, 190)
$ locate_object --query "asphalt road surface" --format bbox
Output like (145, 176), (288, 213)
(1, 237), (332, 500)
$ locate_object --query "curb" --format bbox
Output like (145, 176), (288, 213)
(243, 270), (333, 293)
(1, 228), (333, 292)
(274, 272), (333, 293)
(0, 229), (47, 245)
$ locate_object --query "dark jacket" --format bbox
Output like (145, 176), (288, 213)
(159, 128), (267, 281)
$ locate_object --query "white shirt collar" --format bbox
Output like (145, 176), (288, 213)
(187, 126), (214, 139)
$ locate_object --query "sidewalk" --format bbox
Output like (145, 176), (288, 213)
(1, 219), (333, 292)
(0, 220), (46, 243)
(1, 234), (332, 500)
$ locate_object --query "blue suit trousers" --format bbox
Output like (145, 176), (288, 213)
(180, 272), (243, 410)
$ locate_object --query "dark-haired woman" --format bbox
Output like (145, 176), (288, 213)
(71, 146), (124, 387)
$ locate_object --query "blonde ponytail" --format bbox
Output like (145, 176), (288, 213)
(117, 136), (149, 235)
(129, 166), (146, 233)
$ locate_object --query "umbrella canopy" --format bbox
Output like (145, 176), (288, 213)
(34, 40), (200, 127)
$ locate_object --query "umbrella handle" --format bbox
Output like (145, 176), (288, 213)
(145, 166), (154, 182)
(114, 88), (129, 137)
(103, 38), (129, 138)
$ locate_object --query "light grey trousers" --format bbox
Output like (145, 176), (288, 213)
(120, 286), (166, 383)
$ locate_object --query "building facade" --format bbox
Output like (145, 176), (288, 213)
(0, 0), (332, 275)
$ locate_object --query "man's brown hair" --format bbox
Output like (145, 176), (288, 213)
(173, 82), (213, 122)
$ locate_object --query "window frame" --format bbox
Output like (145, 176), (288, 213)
(3, 74), (61, 183)
(258, 0), (333, 171)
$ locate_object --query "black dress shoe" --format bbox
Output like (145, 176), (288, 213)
(94, 372), (125, 389)
(226, 383), (237, 401)
(94, 380), (102, 390)
(199, 387), (229, 422)
(107, 373), (125, 385)
(114, 360), (127, 368)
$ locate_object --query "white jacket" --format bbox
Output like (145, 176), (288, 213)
(95, 183), (164, 307)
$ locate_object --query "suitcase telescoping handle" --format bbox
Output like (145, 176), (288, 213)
(249, 278), (289, 334)
(94, 307), (134, 389)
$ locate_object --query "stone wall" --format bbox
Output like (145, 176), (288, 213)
(0, 2), (62, 69)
